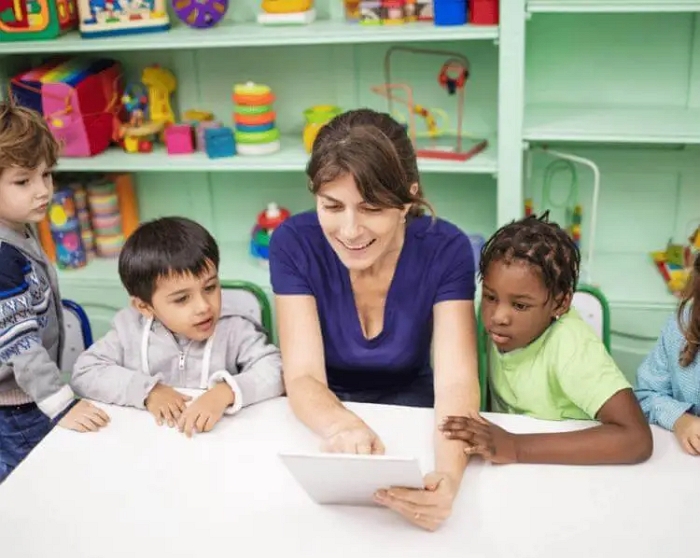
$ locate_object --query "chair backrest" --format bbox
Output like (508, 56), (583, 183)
(220, 280), (273, 341)
(572, 284), (611, 352)
(60, 299), (93, 373)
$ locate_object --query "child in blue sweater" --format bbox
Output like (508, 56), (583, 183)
(635, 255), (700, 455)
(0, 103), (109, 482)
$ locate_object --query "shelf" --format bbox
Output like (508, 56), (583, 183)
(0, 20), (498, 56)
(584, 251), (678, 310)
(56, 138), (498, 175)
(57, 241), (272, 290)
(528, 0), (700, 12)
(524, 105), (700, 144)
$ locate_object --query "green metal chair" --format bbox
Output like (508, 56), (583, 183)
(220, 280), (273, 342)
(475, 284), (612, 412)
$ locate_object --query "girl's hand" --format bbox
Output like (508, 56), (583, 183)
(673, 413), (700, 455)
(321, 421), (386, 455)
(177, 382), (233, 438)
(58, 400), (110, 432)
(374, 472), (456, 531)
(440, 414), (519, 464)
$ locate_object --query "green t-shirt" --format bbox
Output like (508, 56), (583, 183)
(489, 308), (630, 421)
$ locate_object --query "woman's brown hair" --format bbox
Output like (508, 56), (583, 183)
(678, 254), (700, 367)
(306, 108), (434, 218)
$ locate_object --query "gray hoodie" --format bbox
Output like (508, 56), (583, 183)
(71, 300), (284, 413)
(0, 224), (75, 418)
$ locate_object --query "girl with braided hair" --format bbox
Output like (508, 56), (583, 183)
(635, 253), (700, 456)
(440, 212), (653, 465)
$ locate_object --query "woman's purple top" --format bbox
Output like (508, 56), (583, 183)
(269, 211), (475, 408)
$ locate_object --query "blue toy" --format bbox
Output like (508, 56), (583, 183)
(205, 127), (236, 159)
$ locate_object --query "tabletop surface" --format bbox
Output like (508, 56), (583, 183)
(0, 396), (693, 558)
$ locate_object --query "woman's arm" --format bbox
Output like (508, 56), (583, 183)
(432, 299), (481, 483)
(276, 294), (382, 450)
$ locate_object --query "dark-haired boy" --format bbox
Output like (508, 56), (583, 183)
(71, 216), (283, 437)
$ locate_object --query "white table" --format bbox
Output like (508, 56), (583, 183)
(0, 397), (694, 558)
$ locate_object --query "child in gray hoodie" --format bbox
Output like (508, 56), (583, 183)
(71, 216), (284, 437)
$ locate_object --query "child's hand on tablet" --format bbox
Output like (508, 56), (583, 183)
(374, 472), (456, 531)
(321, 420), (385, 455)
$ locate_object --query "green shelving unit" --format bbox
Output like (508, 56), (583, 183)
(4, 0), (699, 380)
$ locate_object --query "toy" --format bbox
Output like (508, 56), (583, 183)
(651, 240), (693, 297)
(250, 202), (290, 264)
(11, 57), (122, 157)
(165, 124), (194, 155)
(183, 109), (214, 123)
(172, 0), (227, 27)
(232, 82), (281, 155)
(343, 0), (359, 20)
(87, 180), (124, 258)
(469, 0), (498, 25)
(119, 121), (163, 153)
(121, 82), (149, 128)
(0, 0), (78, 41)
(48, 189), (87, 270)
(302, 105), (341, 153)
(258, 0), (314, 25)
(196, 120), (222, 151)
(76, 0), (170, 38)
(205, 127), (235, 158)
(433, 0), (466, 26)
(371, 46), (486, 162)
(416, 0), (432, 19)
(142, 65), (176, 127)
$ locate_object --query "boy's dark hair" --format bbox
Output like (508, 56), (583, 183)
(479, 212), (581, 304)
(306, 108), (434, 218)
(678, 254), (700, 367)
(118, 216), (219, 304)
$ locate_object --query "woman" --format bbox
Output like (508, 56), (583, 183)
(269, 109), (480, 530)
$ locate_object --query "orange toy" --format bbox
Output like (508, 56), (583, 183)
(110, 173), (139, 238)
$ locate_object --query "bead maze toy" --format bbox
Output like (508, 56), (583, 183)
(371, 46), (486, 162)
(232, 82), (281, 155)
(172, 0), (227, 28)
(76, 0), (170, 38)
(250, 203), (290, 265)
(0, 0), (78, 40)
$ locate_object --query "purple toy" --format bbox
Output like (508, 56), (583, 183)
(171, 0), (229, 28)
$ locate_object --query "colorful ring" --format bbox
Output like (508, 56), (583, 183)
(234, 104), (272, 116)
(234, 111), (276, 126)
(232, 92), (275, 106)
(237, 140), (281, 155)
(235, 128), (280, 144)
(235, 122), (276, 133)
(233, 82), (271, 96)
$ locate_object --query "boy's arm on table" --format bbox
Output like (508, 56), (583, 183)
(214, 315), (285, 414)
(71, 322), (161, 409)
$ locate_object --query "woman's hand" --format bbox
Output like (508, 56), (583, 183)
(321, 420), (386, 455)
(374, 472), (456, 531)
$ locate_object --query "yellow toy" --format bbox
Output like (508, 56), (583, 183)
(651, 240), (693, 297)
(258, 0), (315, 24)
(142, 66), (176, 127)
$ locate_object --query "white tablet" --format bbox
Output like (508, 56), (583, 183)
(279, 451), (425, 506)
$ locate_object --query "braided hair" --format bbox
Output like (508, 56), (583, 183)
(479, 212), (581, 305)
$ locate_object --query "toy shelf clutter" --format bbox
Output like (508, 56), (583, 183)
(11, 57), (122, 157)
(76, 0), (170, 38)
(0, 0), (78, 41)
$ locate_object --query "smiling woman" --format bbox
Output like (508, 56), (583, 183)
(268, 108), (481, 531)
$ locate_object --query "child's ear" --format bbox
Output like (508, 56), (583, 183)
(552, 292), (573, 319)
(131, 297), (154, 319)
